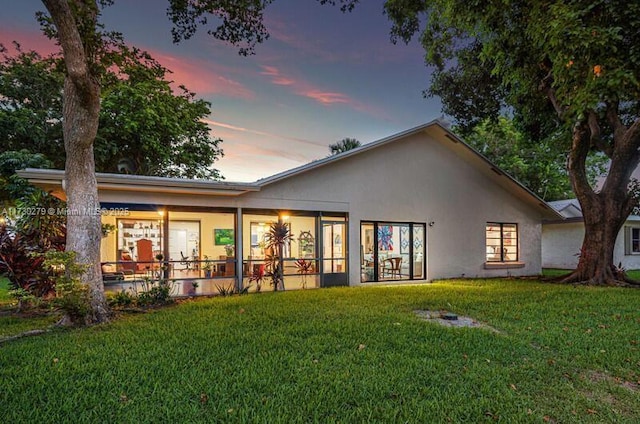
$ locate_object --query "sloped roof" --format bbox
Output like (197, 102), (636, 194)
(18, 119), (562, 220)
(257, 119), (562, 220)
(548, 198), (640, 222)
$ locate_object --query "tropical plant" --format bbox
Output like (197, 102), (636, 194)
(0, 191), (65, 298)
(248, 264), (265, 293)
(294, 258), (314, 289)
(264, 221), (293, 291)
(0, 225), (53, 297)
(329, 137), (361, 155)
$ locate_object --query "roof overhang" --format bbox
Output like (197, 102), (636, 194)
(17, 168), (260, 201)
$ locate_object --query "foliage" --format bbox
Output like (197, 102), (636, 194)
(264, 220), (293, 291)
(13, 190), (66, 251)
(248, 264), (265, 292)
(0, 150), (52, 205)
(0, 190), (66, 298)
(463, 117), (607, 201)
(134, 277), (175, 307)
(294, 258), (314, 289)
(7, 287), (42, 312)
(0, 43), (223, 179)
(0, 225), (56, 297)
(44, 250), (91, 325)
(101, 223), (116, 237)
(0, 45), (64, 166)
(215, 282), (234, 296)
(0, 281), (639, 422)
(106, 289), (134, 309)
(329, 137), (361, 155)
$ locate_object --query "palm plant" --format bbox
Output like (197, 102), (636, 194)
(329, 137), (361, 155)
(264, 220), (293, 291)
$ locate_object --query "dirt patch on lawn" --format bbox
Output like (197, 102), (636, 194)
(413, 310), (501, 333)
(586, 371), (639, 393)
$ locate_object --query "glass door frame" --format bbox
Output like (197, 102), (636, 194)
(319, 216), (348, 287)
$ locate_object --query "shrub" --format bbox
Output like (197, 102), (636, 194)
(44, 251), (90, 325)
(135, 277), (174, 307)
(0, 224), (54, 296)
(106, 290), (135, 309)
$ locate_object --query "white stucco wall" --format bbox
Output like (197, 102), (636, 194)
(543, 220), (640, 270)
(541, 222), (583, 269)
(243, 130), (545, 284)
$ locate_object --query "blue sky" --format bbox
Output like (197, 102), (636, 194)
(0, 0), (442, 181)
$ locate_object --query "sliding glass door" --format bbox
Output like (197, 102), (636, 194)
(360, 221), (425, 282)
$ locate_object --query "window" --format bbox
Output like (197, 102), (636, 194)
(486, 223), (518, 262)
(624, 226), (640, 254)
(361, 221), (425, 282)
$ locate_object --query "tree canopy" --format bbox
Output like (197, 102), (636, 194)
(462, 117), (607, 201)
(0, 43), (223, 179)
(385, 0), (640, 285)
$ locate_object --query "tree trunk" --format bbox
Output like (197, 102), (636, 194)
(563, 196), (626, 285)
(43, 0), (110, 323)
(562, 120), (640, 286)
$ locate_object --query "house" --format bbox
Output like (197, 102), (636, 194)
(20, 120), (561, 294)
(542, 199), (640, 270)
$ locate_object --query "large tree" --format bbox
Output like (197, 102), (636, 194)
(0, 44), (223, 179)
(385, 0), (640, 285)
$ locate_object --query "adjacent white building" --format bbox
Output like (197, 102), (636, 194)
(21, 120), (560, 294)
(542, 199), (640, 270)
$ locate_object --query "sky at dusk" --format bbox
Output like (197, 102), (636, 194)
(0, 0), (442, 181)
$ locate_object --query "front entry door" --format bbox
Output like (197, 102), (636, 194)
(321, 221), (348, 287)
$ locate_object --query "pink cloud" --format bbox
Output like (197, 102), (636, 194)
(0, 27), (254, 101)
(258, 65), (387, 118)
(149, 51), (255, 100)
(301, 90), (350, 105)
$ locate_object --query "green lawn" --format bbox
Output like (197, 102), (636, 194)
(0, 276), (10, 303)
(0, 280), (638, 423)
(543, 268), (640, 280)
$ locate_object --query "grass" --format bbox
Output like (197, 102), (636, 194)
(0, 277), (60, 338)
(0, 280), (639, 423)
(543, 268), (640, 280)
(0, 276), (10, 303)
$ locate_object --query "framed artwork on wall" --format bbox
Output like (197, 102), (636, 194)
(214, 229), (234, 245)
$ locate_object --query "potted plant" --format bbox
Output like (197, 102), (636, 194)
(202, 255), (213, 278)
(264, 220), (292, 291)
(224, 244), (235, 258)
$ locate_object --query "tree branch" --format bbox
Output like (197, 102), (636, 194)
(539, 72), (566, 118)
(605, 100), (626, 143)
(587, 110), (613, 158)
(41, 0), (97, 103)
(567, 121), (596, 202)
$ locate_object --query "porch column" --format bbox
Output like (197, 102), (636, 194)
(235, 207), (243, 292)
